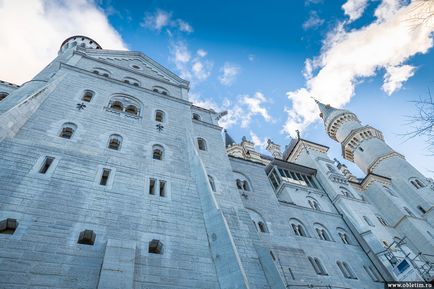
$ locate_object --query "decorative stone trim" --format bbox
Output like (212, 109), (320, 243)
(341, 126), (384, 161)
(368, 151), (405, 173)
(326, 112), (359, 141)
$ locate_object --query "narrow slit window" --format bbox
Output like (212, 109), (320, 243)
(149, 178), (156, 195)
(159, 180), (166, 197)
(39, 157), (54, 174)
(100, 169), (111, 186)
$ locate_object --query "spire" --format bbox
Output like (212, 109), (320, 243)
(314, 99), (338, 121)
(224, 130), (236, 147)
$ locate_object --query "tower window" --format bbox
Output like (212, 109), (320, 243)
(110, 101), (123, 111)
(39, 157), (54, 174)
(377, 215), (388, 226)
(0, 218), (18, 234)
(192, 113), (201, 121)
(363, 216), (374, 227)
(358, 147), (364, 152)
(410, 178), (425, 189)
(125, 105), (138, 116)
(0, 92), (9, 101)
(337, 261), (357, 279)
(258, 221), (267, 233)
(159, 180), (166, 197)
(236, 179), (243, 189)
(100, 169), (111, 186)
(149, 178), (156, 195)
(108, 134), (122, 150)
(208, 175), (216, 192)
(316, 228), (331, 241)
(59, 123), (76, 139)
(155, 110), (165, 122)
(152, 145), (164, 160)
(417, 205), (426, 214)
(82, 90), (94, 102)
(197, 138), (207, 151)
(148, 239), (163, 254)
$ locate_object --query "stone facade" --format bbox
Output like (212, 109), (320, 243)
(0, 35), (432, 289)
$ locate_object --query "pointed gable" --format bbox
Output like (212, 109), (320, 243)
(83, 49), (189, 88)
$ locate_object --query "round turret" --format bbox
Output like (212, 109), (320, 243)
(59, 35), (101, 54)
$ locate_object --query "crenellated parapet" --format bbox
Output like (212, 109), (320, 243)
(341, 126), (384, 162)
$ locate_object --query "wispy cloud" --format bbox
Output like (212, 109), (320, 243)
(303, 11), (325, 30)
(342, 0), (369, 22)
(283, 0), (434, 137)
(219, 62), (241, 86)
(141, 9), (193, 33)
(169, 41), (213, 84)
(0, 0), (126, 84)
(189, 91), (274, 129)
(250, 131), (269, 150)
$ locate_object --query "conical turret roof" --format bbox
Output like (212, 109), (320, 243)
(224, 130), (236, 147)
(315, 99), (339, 122)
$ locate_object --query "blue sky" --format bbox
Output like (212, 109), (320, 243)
(0, 0), (433, 178)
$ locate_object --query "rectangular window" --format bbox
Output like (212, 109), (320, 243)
(159, 180), (166, 197)
(149, 178), (155, 195)
(288, 268), (295, 280)
(100, 169), (111, 186)
(39, 156), (54, 174)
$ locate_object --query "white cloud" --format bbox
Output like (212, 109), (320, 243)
(342, 0), (369, 22)
(283, 0), (434, 137)
(189, 91), (273, 130)
(250, 131), (269, 149)
(177, 19), (193, 33)
(382, 64), (415, 95)
(240, 92), (273, 127)
(141, 9), (193, 33)
(219, 62), (241, 86)
(169, 41), (212, 84)
(0, 0), (126, 85)
(303, 11), (325, 30)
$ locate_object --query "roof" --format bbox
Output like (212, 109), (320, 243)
(224, 130), (237, 147)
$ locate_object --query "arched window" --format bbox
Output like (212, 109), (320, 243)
(192, 113), (201, 121)
(308, 257), (327, 275)
(110, 101), (123, 111)
(152, 86), (169, 96)
(247, 209), (268, 234)
(308, 199), (321, 211)
(403, 207), (415, 217)
(155, 110), (165, 122)
(125, 105), (138, 116)
(337, 261), (357, 279)
(152, 145), (164, 160)
(107, 95), (142, 117)
(59, 123), (77, 139)
(82, 90), (94, 102)
(314, 224), (332, 241)
(410, 178), (426, 189)
(108, 134), (122, 150)
(363, 216), (374, 227)
(339, 232), (350, 244)
(0, 92), (8, 101)
(258, 221), (267, 233)
(290, 220), (308, 237)
(208, 175), (216, 192)
(197, 138), (207, 151)
(236, 179), (243, 189)
(92, 67), (111, 77)
(123, 77), (140, 87)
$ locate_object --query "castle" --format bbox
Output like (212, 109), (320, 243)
(0, 35), (433, 289)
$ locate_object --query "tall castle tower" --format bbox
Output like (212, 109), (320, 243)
(315, 99), (434, 273)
